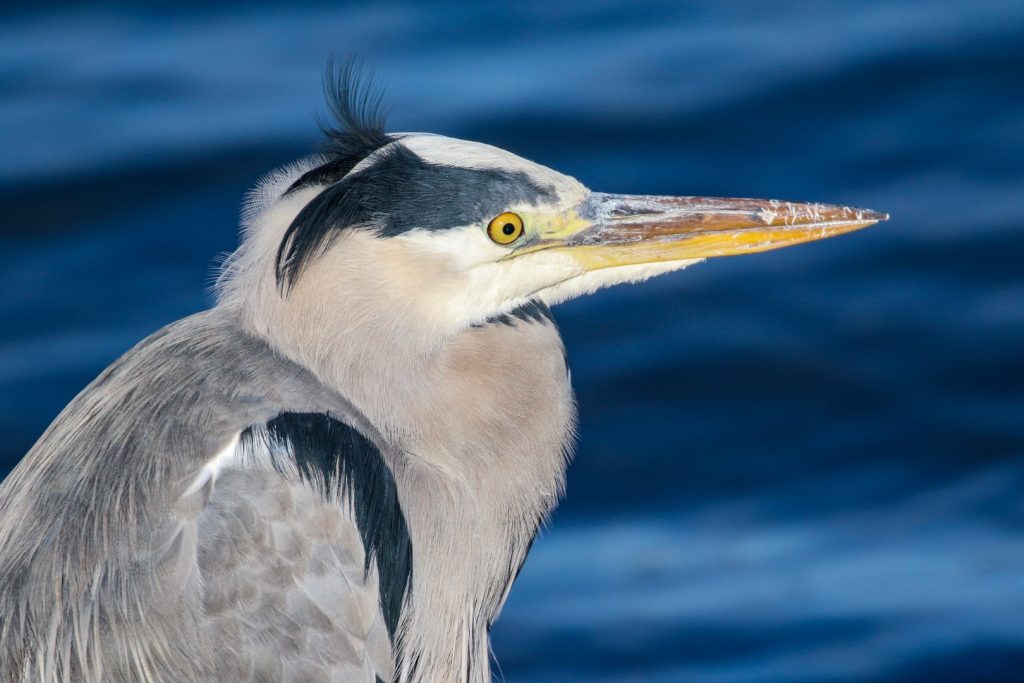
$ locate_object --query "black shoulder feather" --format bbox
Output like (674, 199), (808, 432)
(241, 411), (413, 643)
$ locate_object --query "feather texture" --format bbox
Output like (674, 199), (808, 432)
(0, 310), (396, 681)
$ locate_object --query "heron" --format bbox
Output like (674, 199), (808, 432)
(0, 63), (886, 683)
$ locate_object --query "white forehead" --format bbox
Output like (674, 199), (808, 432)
(395, 133), (588, 207)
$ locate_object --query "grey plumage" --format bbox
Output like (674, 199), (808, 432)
(0, 62), (885, 682)
(0, 312), (395, 680)
(0, 300), (570, 682)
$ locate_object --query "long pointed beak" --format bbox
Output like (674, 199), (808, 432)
(525, 193), (887, 270)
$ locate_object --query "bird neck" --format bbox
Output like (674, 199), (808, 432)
(240, 296), (575, 682)
(386, 313), (574, 682)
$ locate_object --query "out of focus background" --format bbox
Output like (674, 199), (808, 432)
(2, 1), (1022, 680)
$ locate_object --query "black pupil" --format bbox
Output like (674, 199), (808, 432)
(502, 223), (516, 236)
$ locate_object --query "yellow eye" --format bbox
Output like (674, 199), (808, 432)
(487, 212), (524, 245)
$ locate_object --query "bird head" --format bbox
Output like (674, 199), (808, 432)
(218, 62), (885, 371)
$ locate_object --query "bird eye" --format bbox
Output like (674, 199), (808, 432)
(487, 212), (524, 245)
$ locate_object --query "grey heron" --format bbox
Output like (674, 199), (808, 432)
(0, 63), (886, 682)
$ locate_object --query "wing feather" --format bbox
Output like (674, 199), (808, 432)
(0, 311), (402, 681)
(186, 439), (396, 682)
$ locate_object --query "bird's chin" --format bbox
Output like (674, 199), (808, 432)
(535, 258), (702, 306)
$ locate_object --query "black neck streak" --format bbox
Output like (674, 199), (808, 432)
(480, 299), (557, 328)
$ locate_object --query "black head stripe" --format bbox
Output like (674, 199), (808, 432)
(276, 142), (557, 290)
(274, 61), (559, 291)
(355, 144), (557, 237)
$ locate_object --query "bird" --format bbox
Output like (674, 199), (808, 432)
(0, 61), (886, 683)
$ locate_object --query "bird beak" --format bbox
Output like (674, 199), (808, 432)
(522, 193), (887, 270)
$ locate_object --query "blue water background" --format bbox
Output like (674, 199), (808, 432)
(2, 1), (1022, 680)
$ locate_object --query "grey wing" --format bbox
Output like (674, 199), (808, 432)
(188, 466), (395, 683)
(0, 313), (403, 682)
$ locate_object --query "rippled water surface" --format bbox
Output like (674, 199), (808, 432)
(2, 1), (1022, 680)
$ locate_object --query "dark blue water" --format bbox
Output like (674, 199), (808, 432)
(2, 1), (1023, 680)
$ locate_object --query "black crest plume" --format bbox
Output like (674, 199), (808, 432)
(276, 56), (393, 290)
